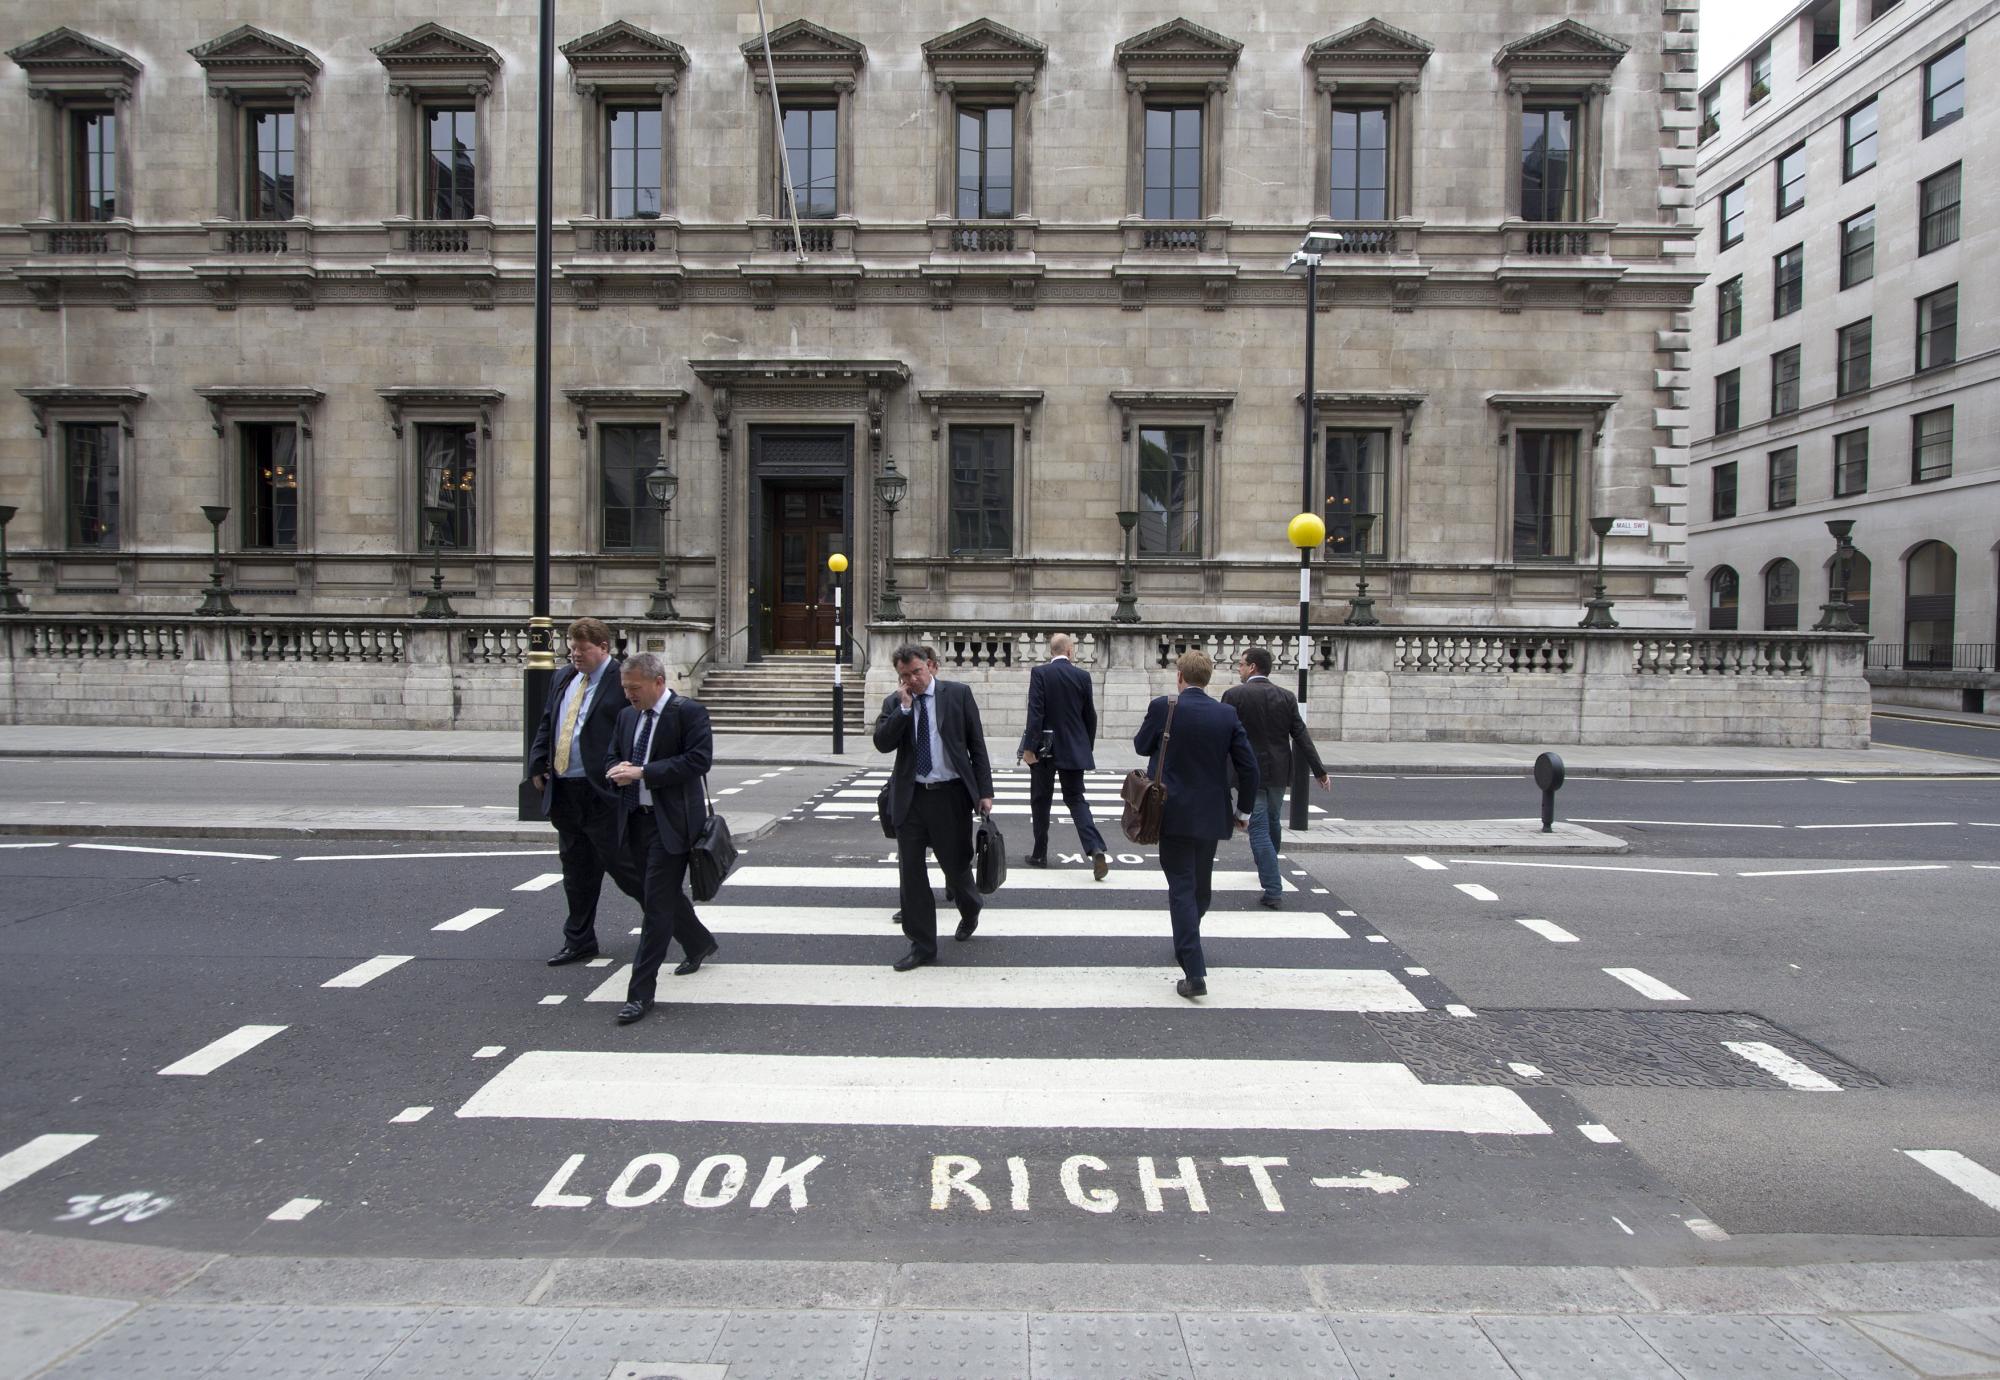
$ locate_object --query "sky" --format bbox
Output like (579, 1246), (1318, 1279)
(1699, 0), (1801, 82)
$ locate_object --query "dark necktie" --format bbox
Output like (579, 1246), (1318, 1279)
(914, 692), (933, 778)
(632, 709), (657, 790)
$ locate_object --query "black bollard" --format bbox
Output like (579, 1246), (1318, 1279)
(1533, 751), (1565, 834)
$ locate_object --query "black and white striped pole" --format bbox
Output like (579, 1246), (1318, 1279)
(828, 551), (848, 754)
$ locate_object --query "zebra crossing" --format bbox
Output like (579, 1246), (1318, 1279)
(808, 766), (1333, 820)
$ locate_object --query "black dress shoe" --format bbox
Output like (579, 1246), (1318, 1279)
(1092, 852), (1109, 882)
(954, 907), (981, 941)
(547, 944), (600, 967)
(1025, 854), (1048, 868)
(891, 909), (903, 925)
(1175, 977), (1207, 999)
(1259, 894), (1282, 910)
(673, 941), (718, 976)
(615, 999), (653, 1024)
(892, 948), (933, 972)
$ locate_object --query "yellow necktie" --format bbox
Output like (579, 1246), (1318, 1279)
(552, 678), (588, 775)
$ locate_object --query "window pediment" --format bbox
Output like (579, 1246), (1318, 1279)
(194, 386), (325, 436)
(1306, 19), (1432, 89)
(562, 21), (687, 92)
(373, 23), (501, 95)
(18, 386), (146, 435)
(1495, 20), (1628, 81)
(741, 19), (866, 87)
(1117, 18), (1241, 89)
(8, 28), (142, 101)
(562, 388), (688, 439)
(378, 387), (502, 438)
(1111, 389), (1234, 441)
(190, 25), (321, 93)
(924, 18), (1045, 91)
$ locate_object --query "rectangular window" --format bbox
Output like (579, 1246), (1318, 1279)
(1771, 345), (1801, 416)
(1143, 105), (1203, 220)
(1837, 318), (1872, 396)
(1871, 0), (1903, 18)
(1324, 428), (1389, 556)
(1330, 106), (1388, 220)
(424, 106), (476, 220)
(70, 109), (118, 221)
(1773, 244), (1804, 318)
(1718, 275), (1743, 342)
(1700, 86), (1721, 141)
(955, 106), (1014, 220)
(598, 424), (661, 552)
(948, 425), (1014, 555)
(1720, 181), (1746, 248)
(1924, 43), (1965, 134)
(1916, 285), (1957, 371)
(1834, 428), (1869, 497)
(1747, 44), (1773, 106)
(1776, 142), (1807, 217)
(1843, 99), (1877, 179)
(605, 107), (663, 220)
(240, 423), (299, 549)
(246, 108), (295, 221)
(1840, 207), (1875, 287)
(1512, 431), (1575, 560)
(1919, 163), (1960, 254)
(63, 422), (120, 549)
(781, 104), (837, 218)
(1715, 369), (1741, 434)
(1520, 106), (1576, 222)
(1136, 426), (1202, 556)
(416, 422), (478, 549)
(1912, 407), (1953, 482)
(1713, 461), (1738, 520)
(1810, 0), (1841, 65)
(1768, 447), (1798, 509)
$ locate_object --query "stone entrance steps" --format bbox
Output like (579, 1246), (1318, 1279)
(697, 655), (869, 734)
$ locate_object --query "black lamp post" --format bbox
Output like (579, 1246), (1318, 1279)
(1578, 516), (1618, 629)
(1345, 512), (1380, 626)
(0, 506), (26, 614)
(644, 461), (679, 621)
(419, 502), (456, 618)
(195, 505), (240, 616)
(1814, 518), (1860, 632)
(874, 456), (907, 622)
(1112, 509), (1141, 622)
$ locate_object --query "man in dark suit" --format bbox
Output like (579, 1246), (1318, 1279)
(874, 642), (994, 971)
(1221, 644), (1331, 909)
(1019, 632), (1109, 881)
(603, 652), (719, 1025)
(527, 617), (643, 965)
(1133, 649), (1258, 999)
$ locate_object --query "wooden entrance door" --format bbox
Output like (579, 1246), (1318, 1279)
(770, 484), (846, 650)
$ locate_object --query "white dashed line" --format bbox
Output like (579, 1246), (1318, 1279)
(1445, 1004), (1476, 1018)
(1337, 910), (1357, 917)
(296, 849), (560, 863)
(1365, 935), (1389, 944)
(719, 788), (743, 796)
(1508, 1063), (1544, 1079)
(539, 995), (567, 1006)
(1569, 818), (1783, 829)
(1794, 821), (1959, 830)
(1579, 1124), (1621, 1144)
(1448, 860), (1720, 876)
(72, 843), (277, 861)
(1903, 1150), (2000, 1213)
(1685, 1218), (1730, 1242)
(1405, 967), (1430, 977)
(1454, 883), (1499, 901)
(0, 843), (60, 850)
(390, 1107), (433, 1124)
(433, 908), (503, 932)
(1722, 1041), (1840, 1091)
(159, 1025), (287, 1076)
(322, 955), (414, 989)
(1516, 918), (1580, 943)
(1603, 968), (1690, 1001)
(1404, 855), (1447, 870)
(1737, 864), (1953, 878)
(267, 1198), (321, 1222)
(513, 873), (564, 892)
(586, 957), (613, 967)
(473, 1046), (505, 1059)
(0, 1134), (97, 1195)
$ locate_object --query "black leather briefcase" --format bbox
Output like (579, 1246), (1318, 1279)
(974, 809), (1008, 895)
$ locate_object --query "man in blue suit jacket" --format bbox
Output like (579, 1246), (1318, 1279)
(1019, 632), (1109, 879)
(1132, 649), (1258, 999)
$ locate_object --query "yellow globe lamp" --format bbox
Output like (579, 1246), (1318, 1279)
(826, 552), (849, 574)
(1287, 512), (1326, 550)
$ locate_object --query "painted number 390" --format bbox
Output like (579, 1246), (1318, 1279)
(57, 1192), (174, 1225)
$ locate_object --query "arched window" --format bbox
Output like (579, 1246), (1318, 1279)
(1708, 566), (1739, 630)
(1763, 559), (1799, 630)
(1905, 541), (1957, 666)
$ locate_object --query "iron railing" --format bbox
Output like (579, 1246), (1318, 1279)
(1867, 642), (1996, 672)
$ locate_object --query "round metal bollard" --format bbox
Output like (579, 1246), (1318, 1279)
(1533, 751), (1565, 834)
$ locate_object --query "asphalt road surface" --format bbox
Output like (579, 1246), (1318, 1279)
(2, 763), (1996, 1269)
(1869, 708), (2000, 763)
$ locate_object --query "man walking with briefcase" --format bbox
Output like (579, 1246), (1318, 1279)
(1019, 632), (1109, 880)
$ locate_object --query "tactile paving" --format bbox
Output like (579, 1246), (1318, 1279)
(203, 1306), (435, 1379)
(1627, 1315), (1844, 1379)
(1027, 1313), (1193, 1380)
(39, 1303), (277, 1380)
(1772, 1317), (1921, 1380)
(534, 1307), (728, 1378)
(369, 1305), (575, 1379)
(707, 1309), (877, 1380)
(1474, 1315), (1680, 1380)
(866, 1310), (1027, 1380)
(1326, 1314), (1517, 1379)
(1179, 1312), (1356, 1378)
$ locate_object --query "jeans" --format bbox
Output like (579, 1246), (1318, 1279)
(1158, 833), (1218, 979)
(1247, 785), (1288, 899)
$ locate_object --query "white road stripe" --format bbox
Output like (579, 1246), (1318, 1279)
(1903, 1150), (2000, 1214)
(159, 1024), (287, 1076)
(322, 955), (414, 989)
(1448, 860), (1720, 876)
(1578, 1124), (1621, 1144)
(1794, 821), (1959, 830)
(539, 995), (566, 1006)
(1445, 1004), (1476, 1018)
(1685, 1218), (1730, 1242)
(513, 873), (564, 892)
(0, 843), (60, 850)
(816, 801), (1329, 817)
(0, 1134), (97, 1195)
(1568, 818), (1784, 830)
(583, 963), (1421, 1012)
(71, 843), (277, 861)
(1516, 918), (1580, 943)
(726, 865), (1287, 893)
(457, 1051), (1550, 1134)
(1508, 1063), (1544, 1078)
(1454, 884), (1499, 901)
(296, 849), (559, 863)
(1603, 968), (1690, 1001)
(390, 1107), (432, 1124)
(267, 1198), (321, 1221)
(1737, 864), (1953, 878)
(1721, 1041), (1840, 1091)
(1404, 855), (1447, 870)
(433, 907), (504, 932)
(695, 905), (1346, 940)
(473, 1046), (505, 1058)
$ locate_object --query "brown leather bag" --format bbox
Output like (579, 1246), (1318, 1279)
(1120, 697), (1177, 845)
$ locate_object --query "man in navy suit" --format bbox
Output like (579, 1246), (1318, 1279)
(604, 652), (719, 1025)
(1133, 649), (1258, 999)
(526, 617), (643, 966)
(1019, 632), (1109, 880)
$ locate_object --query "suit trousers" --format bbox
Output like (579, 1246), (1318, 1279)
(1029, 760), (1107, 858)
(549, 777), (643, 947)
(1157, 832), (1219, 980)
(625, 812), (717, 1003)
(896, 780), (979, 959)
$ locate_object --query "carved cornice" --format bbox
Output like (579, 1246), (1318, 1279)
(1494, 20), (1629, 75)
(1306, 19), (1433, 88)
(8, 28), (142, 102)
(373, 22), (500, 96)
(193, 386), (325, 437)
(377, 387), (503, 439)
(561, 387), (689, 439)
(189, 25), (321, 93)
(741, 19), (865, 86)
(691, 358), (908, 456)
(17, 386), (147, 436)
(924, 18), (1046, 89)
(917, 389), (1045, 438)
(562, 21), (687, 91)
(1487, 390), (1618, 445)
(1301, 389), (1426, 443)
(1110, 389), (1235, 442)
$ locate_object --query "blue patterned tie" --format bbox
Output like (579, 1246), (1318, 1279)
(914, 692), (933, 778)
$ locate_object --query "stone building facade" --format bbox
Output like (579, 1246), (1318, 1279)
(2, 2), (1704, 664)
(1690, 0), (1997, 711)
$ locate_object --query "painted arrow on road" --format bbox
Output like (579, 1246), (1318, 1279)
(1310, 1171), (1411, 1195)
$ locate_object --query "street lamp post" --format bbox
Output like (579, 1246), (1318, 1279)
(644, 461), (679, 621)
(1286, 511), (1326, 832)
(827, 551), (849, 753)
(419, 503), (456, 618)
(517, 0), (559, 822)
(1345, 512), (1380, 626)
(1578, 516), (1619, 629)
(0, 505), (28, 613)
(874, 457), (907, 622)
(1814, 518), (1860, 632)
(195, 505), (240, 617)
(1112, 509), (1140, 622)
(1286, 230), (1341, 832)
